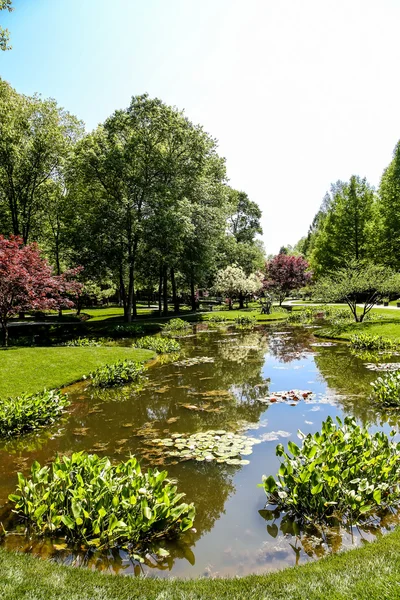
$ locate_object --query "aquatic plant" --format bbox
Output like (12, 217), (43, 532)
(350, 333), (397, 351)
(371, 370), (400, 405)
(64, 337), (101, 347)
(208, 313), (227, 323)
(145, 430), (258, 465)
(235, 315), (257, 329)
(89, 360), (146, 387)
(0, 390), (70, 437)
(259, 390), (314, 404)
(133, 336), (181, 354)
(9, 453), (195, 555)
(112, 324), (145, 337)
(262, 416), (400, 523)
(162, 318), (191, 336)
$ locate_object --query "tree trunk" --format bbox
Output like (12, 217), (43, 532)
(163, 265), (168, 317)
(158, 267), (163, 315)
(228, 298), (233, 310)
(1, 322), (8, 347)
(126, 262), (135, 323)
(171, 267), (179, 313)
(239, 292), (244, 309)
(190, 274), (196, 312)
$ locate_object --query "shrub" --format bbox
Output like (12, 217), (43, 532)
(89, 360), (146, 387)
(0, 390), (70, 437)
(9, 453), (195, 555)
(350, 333), (397, 351)
(64, 337), (101, 347)
(261, 416), (400, 523)
(133, 336), (181, 354)
(371, 370), (400, 406)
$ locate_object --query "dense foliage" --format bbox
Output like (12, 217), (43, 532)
(264, 254), (312, 305)
(0, 236), (81, 345)
(350, 333), (397, 351)
(371, 371), (400, 406)
(0, 79), (264, 322)
(262, 416), (400, 523)
(313, 261), (400, 322)
(9, 453), (195, 554)
(134, 336), (181, 354)
(0, 390), (69, 437)
(89, 360), (146, 387)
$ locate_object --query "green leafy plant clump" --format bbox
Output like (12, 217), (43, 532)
(235, 315), (257, 329)
(112, 324), (145, 337)
(89, 360), (146, 387)
(262, 416), (400, 523)
(9, 453), (195, 555)
(350, 333), (397, 351)
(133, 336), (181, 354)
(64, 337), (101, 347)
(163, 318), (191, 332)
(371, 370), (400, 406)
(0, 390), (70, 437)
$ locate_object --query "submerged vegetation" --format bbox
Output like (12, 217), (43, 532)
(262, 416), (400, 523)
(9, 453), (195, 555)
(0, 390), (69, 438)
(89, 360), (146, 388)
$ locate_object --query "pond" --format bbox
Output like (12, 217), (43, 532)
(1, 323), (400, 577)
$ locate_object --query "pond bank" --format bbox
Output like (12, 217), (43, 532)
(1, 526), (400, 599)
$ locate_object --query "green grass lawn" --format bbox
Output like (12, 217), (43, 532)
(0, 346), (154, 398)
(2, 526), (400, 599)
(315, 318), (400, 342)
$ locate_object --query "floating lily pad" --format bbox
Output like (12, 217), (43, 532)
(142, 430), (257, 465)
(365, 363), (400, 372)
(259, 390), (314, 404)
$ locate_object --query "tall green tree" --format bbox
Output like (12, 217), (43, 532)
(0, 79), (83, 243)
(74, 94), (223, 321)
(377, 141), (400, 270)
(0, 0), (12, 51)
(310, 176), (376, 276)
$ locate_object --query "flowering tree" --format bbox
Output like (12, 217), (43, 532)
(213, 264), (263, 309)
(0, 236), (82, 345)
(264, 254), (312, 305)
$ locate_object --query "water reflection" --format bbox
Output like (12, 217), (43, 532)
(1, 324), (400, 576)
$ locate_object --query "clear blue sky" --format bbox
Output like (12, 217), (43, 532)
(2, 0), (400, 253)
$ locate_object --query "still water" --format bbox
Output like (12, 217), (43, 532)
(1, 323), (399, 577)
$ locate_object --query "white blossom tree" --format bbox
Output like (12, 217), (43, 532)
(213, 264), (263, 309)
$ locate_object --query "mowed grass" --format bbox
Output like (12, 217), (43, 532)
(315, 319), (400, 342)
(2, 526), (400, 599)
(0, 346), (154, 398)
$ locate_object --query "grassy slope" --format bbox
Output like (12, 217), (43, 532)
(2, 527), (400, 600)
(0, 347), (154, 398)
(315, 319), (400, 342)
